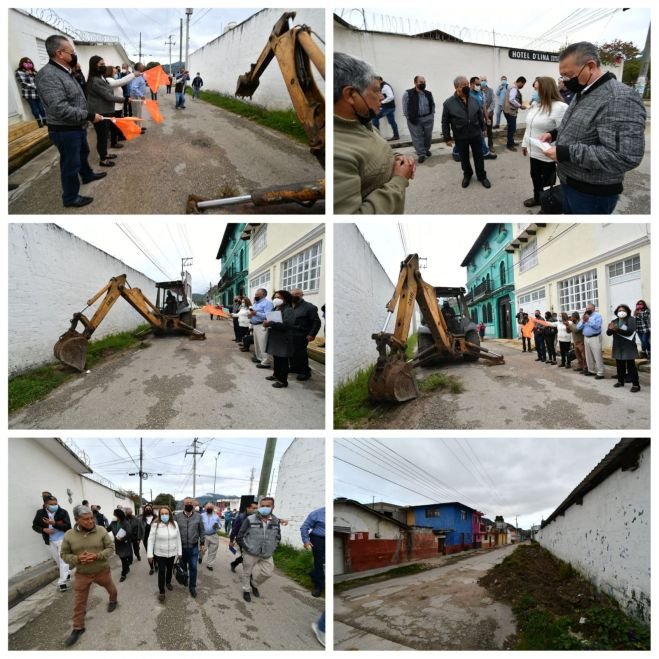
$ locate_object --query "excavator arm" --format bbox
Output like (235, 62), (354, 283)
(54, 275), (205, 372)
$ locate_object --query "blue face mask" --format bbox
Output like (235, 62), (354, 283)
(481, 81), (488, 88)
(531, 90), (540, 103)
(258, 506), (272, 516)
(160, 515), (169, 523)
(47, 504), (59, 513)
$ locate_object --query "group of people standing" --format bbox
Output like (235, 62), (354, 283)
(516, 299), (649, 392)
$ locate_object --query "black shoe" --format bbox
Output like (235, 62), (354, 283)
(614, 382), (624, 388)
(312, 587), (322, 598)
(120, 575), (126, 582)
(630, 385), (640, 392)
(140, 128), (147, 134)
(243, 591), (251, 602)
(418, 155), (426, 163)
(83, 172), (108, 183)
(493, 124), (500, 129)
(110, 143), (124, 149)
(59, 584), (68, 592)
(594, 375), (605, 380)
(230, 562), (237, 573)
(272, 382), (288, 388)
(251, 357), (260, 363)
(265, 375), (278, 381)
(583, 372), (593, 376)
(136, 555), (141, 561)
(426, 150), (432, 156)
(251, 583), (260, 597)
(207, 565), (214, 571)
(199, 556), (202, 564)
(64, 195), (94, 208)
(480, 178), (491, 189)
(190, 589), (197, 598)
(534, 358), (542, 361)
(255, 364), (271, 369)
(452, 154), (461, 162)
(483, 153), (497, 160)
(387, 135), (400, 141)
(462, 176), (471, 188)
(506, 145), (517, 151)
(64, 629), (85, 646)
(524, 197), (541, 207)
(107, 601), (117, 612)
(296, 373), (311, 381)
(149, 568), (154, 575)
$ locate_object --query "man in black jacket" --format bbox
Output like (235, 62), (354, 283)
(403, 76), (435, 163)
(32, 493), (72, 591)
(289, 288), (322, 381)
(442, 75), (491, 189)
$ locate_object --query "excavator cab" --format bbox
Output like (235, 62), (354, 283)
(155, 280), (196, 330)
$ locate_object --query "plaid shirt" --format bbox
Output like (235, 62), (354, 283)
(15, 69), (40, 100)
(635, 309), (650, 334)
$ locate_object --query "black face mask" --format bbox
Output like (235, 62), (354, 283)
(184, 504), (193, 512)
(461, 86), (471, 98)
(563, 63), (589, 94)
(354, 92), (377, 126)
(97, 65), (106, 76)
(417, 83), (426, 91)
(69, 53), (78, 68)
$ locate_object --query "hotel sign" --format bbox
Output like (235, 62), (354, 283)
(509, 49), (559, 63)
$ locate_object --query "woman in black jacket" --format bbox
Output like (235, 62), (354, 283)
(110, 508), (134, 581)
(263, 290), (296, 388)
(543, 311), (558, 365)
(606, 303), (640, 392)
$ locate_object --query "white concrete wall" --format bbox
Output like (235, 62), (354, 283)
(9, 9), (130, 123)
(9, 438), (128, 580)
(334, 502), (402, 540)
(188, 8), (325, 110)
(335, 20), (622, 139)
(536, 446), (650, 622)
(274, 438), (325, 548)
(334, 224), (395, 384)
(8, 223), (157, 374)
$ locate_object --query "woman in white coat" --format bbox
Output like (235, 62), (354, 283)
(232, 296), (252, 349)
(146, 506), (182, 601)
(521, 77), (568, 208)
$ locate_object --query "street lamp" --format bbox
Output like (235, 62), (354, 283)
(213, 451), (221, 495)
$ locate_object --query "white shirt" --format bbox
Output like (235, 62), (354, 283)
(521, 101), (568, 161)
(380, 83), (394, 105)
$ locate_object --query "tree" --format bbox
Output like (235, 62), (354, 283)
(153, 492), (177, 512)
(598, 40), (640, 65)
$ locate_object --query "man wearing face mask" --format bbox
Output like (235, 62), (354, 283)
(289, 288), (321, 381)
(334, 52), (415, 214)
(403, 75), (435, 163)
(35, 35), (106, 208)
(201, 504), (222, 571)
(442, 75), (491, 189)
(577, 302), (605, 378)
(249, 288), (274, 368)
(539, 41), (646, 215)
(32, 493), (72, 592)
(236, 497), (281, 602)
(494, 76), (508, 129)
(503, 76), (527, 151)
(175, 497), (205, 597)
(480, 76), (497, 155)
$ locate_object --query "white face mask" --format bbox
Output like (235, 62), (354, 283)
(617, 311), (628, 319)
(272, 298), (283, 307)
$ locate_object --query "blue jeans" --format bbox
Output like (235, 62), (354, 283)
(639, 332), (650, 354)
(318, 611), (325, 633)
(181, 545), (199, 590)
(495, 104), (505, 126)
(372, 105), (399, 137)
(48, 129), (95, 205)
(561, 184), (619, 215)
(192, 87), (201, 98)
(27, 98), (46, 121)
(504, 113), (517, 146)
(175, 91), (186, 108)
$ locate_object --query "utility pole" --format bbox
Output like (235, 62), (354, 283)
(181, 257), (193, 281)
(213, 451), (221, 495)
(165, 35), (175, 74)
(185, 438), (205, 499)
(249, 467), (255, 494)
(138, 31), (142, 63)
(185, 8), (193, 70)
(179, 18), (183, 67)
(257, 438), (277, 499)
(636, 21), (651, 98)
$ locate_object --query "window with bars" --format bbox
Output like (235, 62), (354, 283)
(559, 270), (598, 312)
(608, 254), (640, 279)
(519, 237), (538, 273)
(425, 508), (441, 518)
(249, 271), (270, 297)
(518, 287), (545, 307)
(281, 241), (322, 293)
(251, 225), (268, 258)
(460, 510), (467, 521)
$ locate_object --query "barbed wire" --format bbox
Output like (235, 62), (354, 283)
(60, 438), (125, 493)
(26, 8), (120, 43)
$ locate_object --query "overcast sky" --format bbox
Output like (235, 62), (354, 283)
(65, 437), (294, 502)
(334, 437), (621, 529)
(337, 7), (650, 51)
(48, 8), (259, 63)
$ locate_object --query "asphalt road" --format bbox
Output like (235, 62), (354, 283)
(8, 95), (324, 215)
(9, 536), (324, 651)
(361, 341), (650, 430)
(9, 315), (325, 430)
(391, 123), (651, 215)
(335, 543), (519, 651)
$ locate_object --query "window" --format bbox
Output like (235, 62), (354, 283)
(281, 241), (322, 293)
(559, 269), (598, 312)
(519, 237), (538, 273)
(487, 303), (493, 323)
(608, 254), (640, 279)
(518, 287), (545, 308)
(251, 225), (267, 257)
(500, 261), (506, 286)
(249, 271), (270, 297)
(460, 510), (467, 521)
(472, 307), (478, 323)
(425, 508), (441, 518)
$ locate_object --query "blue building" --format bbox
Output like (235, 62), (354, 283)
(216, 223), (248, 308)
(461, 223), (516, 339)
(405, 502), (484, 555)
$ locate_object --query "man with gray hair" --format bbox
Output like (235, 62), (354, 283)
(35, 35), (107, 208)
(60, 504), (117, 646)
(403, 75), (435, 163)
(334, 52), (415, 213)
(539, 41), (646, 214)
(289, 288), (321, 381)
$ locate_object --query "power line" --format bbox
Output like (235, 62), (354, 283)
(117, 438), (140, 471)
(116, 223), (173, 280)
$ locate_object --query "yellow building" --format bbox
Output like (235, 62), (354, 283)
(506, 223), (651, 350)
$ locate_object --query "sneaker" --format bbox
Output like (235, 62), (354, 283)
(207, 565), (214, 571)
(243, 591), (251, 602)
(59, 584), (68, 592)
(64, 629), (85, 646)
(311, 621), (326, 647)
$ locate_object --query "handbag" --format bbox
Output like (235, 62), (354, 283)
(539, 184), (564, 214)
(568, 347), (576, 362)
(174, 560), (188, 586)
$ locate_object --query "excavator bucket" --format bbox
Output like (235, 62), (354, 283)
(53, 329), (89, 372)
(368, 358), (418, 403)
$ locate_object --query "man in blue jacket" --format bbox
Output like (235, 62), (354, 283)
(301, 506), (325, 597)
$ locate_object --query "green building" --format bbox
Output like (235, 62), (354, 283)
(216, 223), (248, 308)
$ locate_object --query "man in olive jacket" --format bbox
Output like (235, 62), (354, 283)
(60, 504), (117, 646)
(35, 35), (106, 208)
(236, 496), (281, 602)
(289, 288), (322, 381)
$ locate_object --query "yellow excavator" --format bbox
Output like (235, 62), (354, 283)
(369, 254), (505, 403)
(54, 274), (206, 372)
(187, 11), (325, 213)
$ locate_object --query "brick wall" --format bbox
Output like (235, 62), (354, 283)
(410, 528), (437, 560)
(334, 224), (395, 384)
(346, 536), (407, 572)
(9, 224), (157, 374)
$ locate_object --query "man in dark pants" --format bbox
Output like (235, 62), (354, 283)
(229, 500), (258, 572)
(289, 288), (322, 381)
(372, 76), (400, 140)
(503, 76), (527, 150)
(533, 310), (547, 362)
(124, 507), (143, 561)
(403, 75), (435, 163)
(231, 296), (242, 341)
(35, 35), (106, 207)
(300, 507), (325, 598)
(175, 497), (205, 597)
(442, 75), (491, 189)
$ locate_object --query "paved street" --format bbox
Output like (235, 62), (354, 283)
(9, 315), (325, 430)
(387, 122), (651, 215)
(335, 543), (519, 651)
(8, 95), (324, 215)
(9, 536), (324, 651)
(362, 341), (650, 430)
